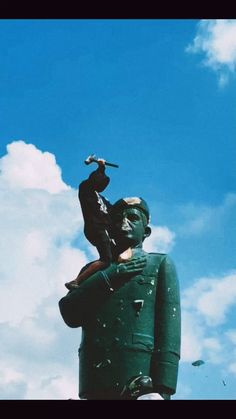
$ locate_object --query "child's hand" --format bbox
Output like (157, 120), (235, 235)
(97, 158), (106, 166)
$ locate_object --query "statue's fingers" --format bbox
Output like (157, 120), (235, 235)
(131, 267), (145, 273)
(131, 256), (146, 262)
(126, 257), (146, 268)
(133, 260), (147, 268)
(127, 263), (146, 273)
(127, 259), (146, 268)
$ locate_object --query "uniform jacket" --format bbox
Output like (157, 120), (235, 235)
(59, 249), (181, 399)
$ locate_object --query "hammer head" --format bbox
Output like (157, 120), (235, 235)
(84, 154), (97, 165)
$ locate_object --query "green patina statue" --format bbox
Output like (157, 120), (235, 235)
(59, 196), (181, 400)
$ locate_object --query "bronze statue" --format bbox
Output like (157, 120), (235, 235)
(65, 156), (118, 290)
(59, 194), (181, 400)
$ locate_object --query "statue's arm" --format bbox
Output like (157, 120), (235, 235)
(58, 257), (147, 328)
(151, 255), (181, 398)
(81, 165), (109, 192)
(58, 269), (113, 328)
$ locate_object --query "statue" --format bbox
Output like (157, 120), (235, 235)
(65, 155), (117, 290)
(59, 159), (181, 400)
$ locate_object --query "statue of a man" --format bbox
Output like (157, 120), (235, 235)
(59, 197), (181, 400)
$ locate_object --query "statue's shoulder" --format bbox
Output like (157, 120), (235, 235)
(146, 251), (166, 259)
(147, 251), (166, 256)
(146, 251), (176, 267)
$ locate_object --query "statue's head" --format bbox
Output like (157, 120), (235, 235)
(111, 197), (151, 250)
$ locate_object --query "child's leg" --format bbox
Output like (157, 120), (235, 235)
(65, 230), (112, 290)
(65, 259), (109, 289)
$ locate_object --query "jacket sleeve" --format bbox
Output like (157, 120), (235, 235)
(58, 270), (113, 328)
(87, 165), (110, 191)
(151, 255), (181, 396)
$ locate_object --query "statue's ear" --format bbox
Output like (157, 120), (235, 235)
(144, 226), (151, 240)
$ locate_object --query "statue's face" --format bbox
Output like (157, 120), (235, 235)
(112, 207), (150, 248)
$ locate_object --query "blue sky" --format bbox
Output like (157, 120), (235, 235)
(0, 19), (235, 399)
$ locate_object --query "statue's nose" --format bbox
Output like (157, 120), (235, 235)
(121, 217), (132, 231)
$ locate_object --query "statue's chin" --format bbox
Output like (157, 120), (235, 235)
(115, 238), (142, 253)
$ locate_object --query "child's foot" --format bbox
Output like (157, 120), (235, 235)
(65, 279), (79, 290)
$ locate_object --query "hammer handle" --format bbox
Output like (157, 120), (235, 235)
(85, 157), (119, 168)
(104, 162), (119, 168)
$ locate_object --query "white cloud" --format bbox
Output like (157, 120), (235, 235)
(0, 141), (89, 326)
(25, 364), (79, 399)
(186, 19), (236, 86)
(178, 204), (212, 236)
(0, 356), (79, 399)
(225, 330), (236, 345)
(181, 310), (204, 362)
(178, 193), (236, 236)
(143, 225), (176, 253)
(0, 140), (69, 193)
(181, 270), (236, 380)
(0, 362), (27, 399)
(202, 337), (223, 364)
(19, 316), (57, 346)
(228, 363), (236, 375)
(203, 337), (221, 352)
(182, 272), (236, 326)
(0, 183), (88, 325)
(0, 141), (87, 399)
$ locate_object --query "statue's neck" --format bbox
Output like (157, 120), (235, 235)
(132, 246), (144, 256)
(113, 243), (144, 260)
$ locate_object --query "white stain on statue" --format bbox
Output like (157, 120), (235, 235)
(95, 191), (108, 214)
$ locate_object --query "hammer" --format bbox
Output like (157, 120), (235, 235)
(84, 154), (119, 168)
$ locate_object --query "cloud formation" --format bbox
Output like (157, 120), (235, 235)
(182, 271), (236, 326)
(143, 225), (176, 253)
(186, 19), (236, 86)
(0, 140), (69, 193)
(181, 271), (236, 379)
(177, 193), (236, 236)
(0, 141), (86, 398)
